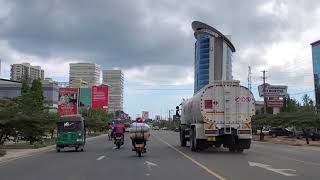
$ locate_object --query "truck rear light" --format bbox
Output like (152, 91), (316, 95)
(205, 129), (219, 134)
(238, 130), (251, 134)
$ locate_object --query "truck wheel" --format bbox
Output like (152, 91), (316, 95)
(190, 129), (196, 151)
(56, 146), (60, 152)
(214, 144), (221, 148)
(180, 130), (187, 147)
(229, 147), (236, 153)
(236, 148), (244, 153)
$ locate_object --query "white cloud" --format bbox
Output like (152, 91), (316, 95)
(124, 65), (194, 86)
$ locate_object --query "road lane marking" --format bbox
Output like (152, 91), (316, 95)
(154, 135), (226, 180)
(96, 156), (105, 161)
(251, 151), (320, 167)
(144, 161), (159, 174)
(145, 161), (158, 167)
(248, 161), (297, 176)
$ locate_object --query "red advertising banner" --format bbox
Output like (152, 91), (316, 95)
(267, 99), (284, 107)
(58, 88), (78, 115)
(92, 85), (109, 110)
(142, 111), (149, 119)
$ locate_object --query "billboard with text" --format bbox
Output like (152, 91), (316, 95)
(142, 111), (149, 119)
(80, 88), (91, 108)
(92, 85), (109, 110)
(58, 88), (78, 115)
(258, 84), (288, 97)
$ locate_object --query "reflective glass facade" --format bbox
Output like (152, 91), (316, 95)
(194, 34), (210, 93)
(312, 43), (320, 111)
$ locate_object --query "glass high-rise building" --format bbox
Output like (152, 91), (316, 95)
(311, 40), (320, 111)
(192, 21), (236, 93)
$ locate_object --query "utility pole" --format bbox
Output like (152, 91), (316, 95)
(248, 66), (252, 91)
(262, 70), (267, 114)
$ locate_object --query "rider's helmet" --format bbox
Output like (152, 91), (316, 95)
(136, 117), (143, 123)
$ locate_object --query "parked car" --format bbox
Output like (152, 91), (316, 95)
(161, 127), (168, 130)
(257, 128), (270, 135)
(293, 128), (320, 141)
(269, 128), (293, 137)
(152, 126), (160, 130)
(174, 127), (180, 132)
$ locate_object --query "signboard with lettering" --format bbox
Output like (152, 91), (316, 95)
(267, 99), (284, 107)
(258, 84), (288, 97)
(58, 88), (78, 115)
(91, 85), (109, 111)
(142, 111), (149, 120)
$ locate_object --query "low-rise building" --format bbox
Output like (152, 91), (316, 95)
(0, 78), (58, 112)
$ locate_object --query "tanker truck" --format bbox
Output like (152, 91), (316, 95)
(178, 80), (255, 152)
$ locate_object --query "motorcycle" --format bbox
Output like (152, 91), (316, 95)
(133, 140), (146, 157)
(114, 133), (124, 149)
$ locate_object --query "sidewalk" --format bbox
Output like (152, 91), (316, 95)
(253, 134), (320, 149)
(0, 134), (107, 164)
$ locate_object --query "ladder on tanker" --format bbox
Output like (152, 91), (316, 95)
(222, 81), (231, 134)
(222, 81), (240, 134)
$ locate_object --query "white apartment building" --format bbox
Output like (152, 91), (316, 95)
(10, 63), (44, 82)
(103, 70), (124, 112)
(69, 63), (101, 87)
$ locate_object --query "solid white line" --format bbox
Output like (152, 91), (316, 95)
(153, 135), (226, 180)
(96, 155), (105, 161)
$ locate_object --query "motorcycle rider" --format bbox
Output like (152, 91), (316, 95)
(131, 117), (147, 151)
(106, 123), (113, 141)
(112, 121), (125, 144)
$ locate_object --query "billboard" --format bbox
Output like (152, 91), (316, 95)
(142, 111), (149, 119)
(267, 99), (284, 108)
(91, 85), (109, 110)
(258, 84), (288, 97)
(79, 88), (91, 108)
(58, 88), (78, 115)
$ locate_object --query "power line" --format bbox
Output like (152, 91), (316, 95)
(290, 90), (314, 95)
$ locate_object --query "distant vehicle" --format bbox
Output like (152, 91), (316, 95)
(269, 128), (293, 137)
(161, 127), (168, 130)
(295, 128), (320, 141)
(257, 128), (270, 135)
(152, 126), (160, 130)
(56, 115), (86, 152)
(174, 128), (180, 132)
(179, 81), (255, 153)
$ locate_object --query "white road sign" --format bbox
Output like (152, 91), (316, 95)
(258, 84), (288, 97)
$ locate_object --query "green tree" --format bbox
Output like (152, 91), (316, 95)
(0, 99), (20, 144)
(281, 95), (300, 113)
(84, 109), (112, 134)
(43, 112), (60, 139)
(30, 79), (44, 112)
(20, 81), (33, 115)
(301, 94), (315, 112)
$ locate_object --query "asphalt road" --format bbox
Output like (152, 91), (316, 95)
(1, 131), (320, 180)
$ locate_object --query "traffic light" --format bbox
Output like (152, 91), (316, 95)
(176, 106), (180, 117)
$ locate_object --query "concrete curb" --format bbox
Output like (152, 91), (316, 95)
(0, 134), (107, 165)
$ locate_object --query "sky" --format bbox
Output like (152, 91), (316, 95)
(0, 0), (320, 118)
